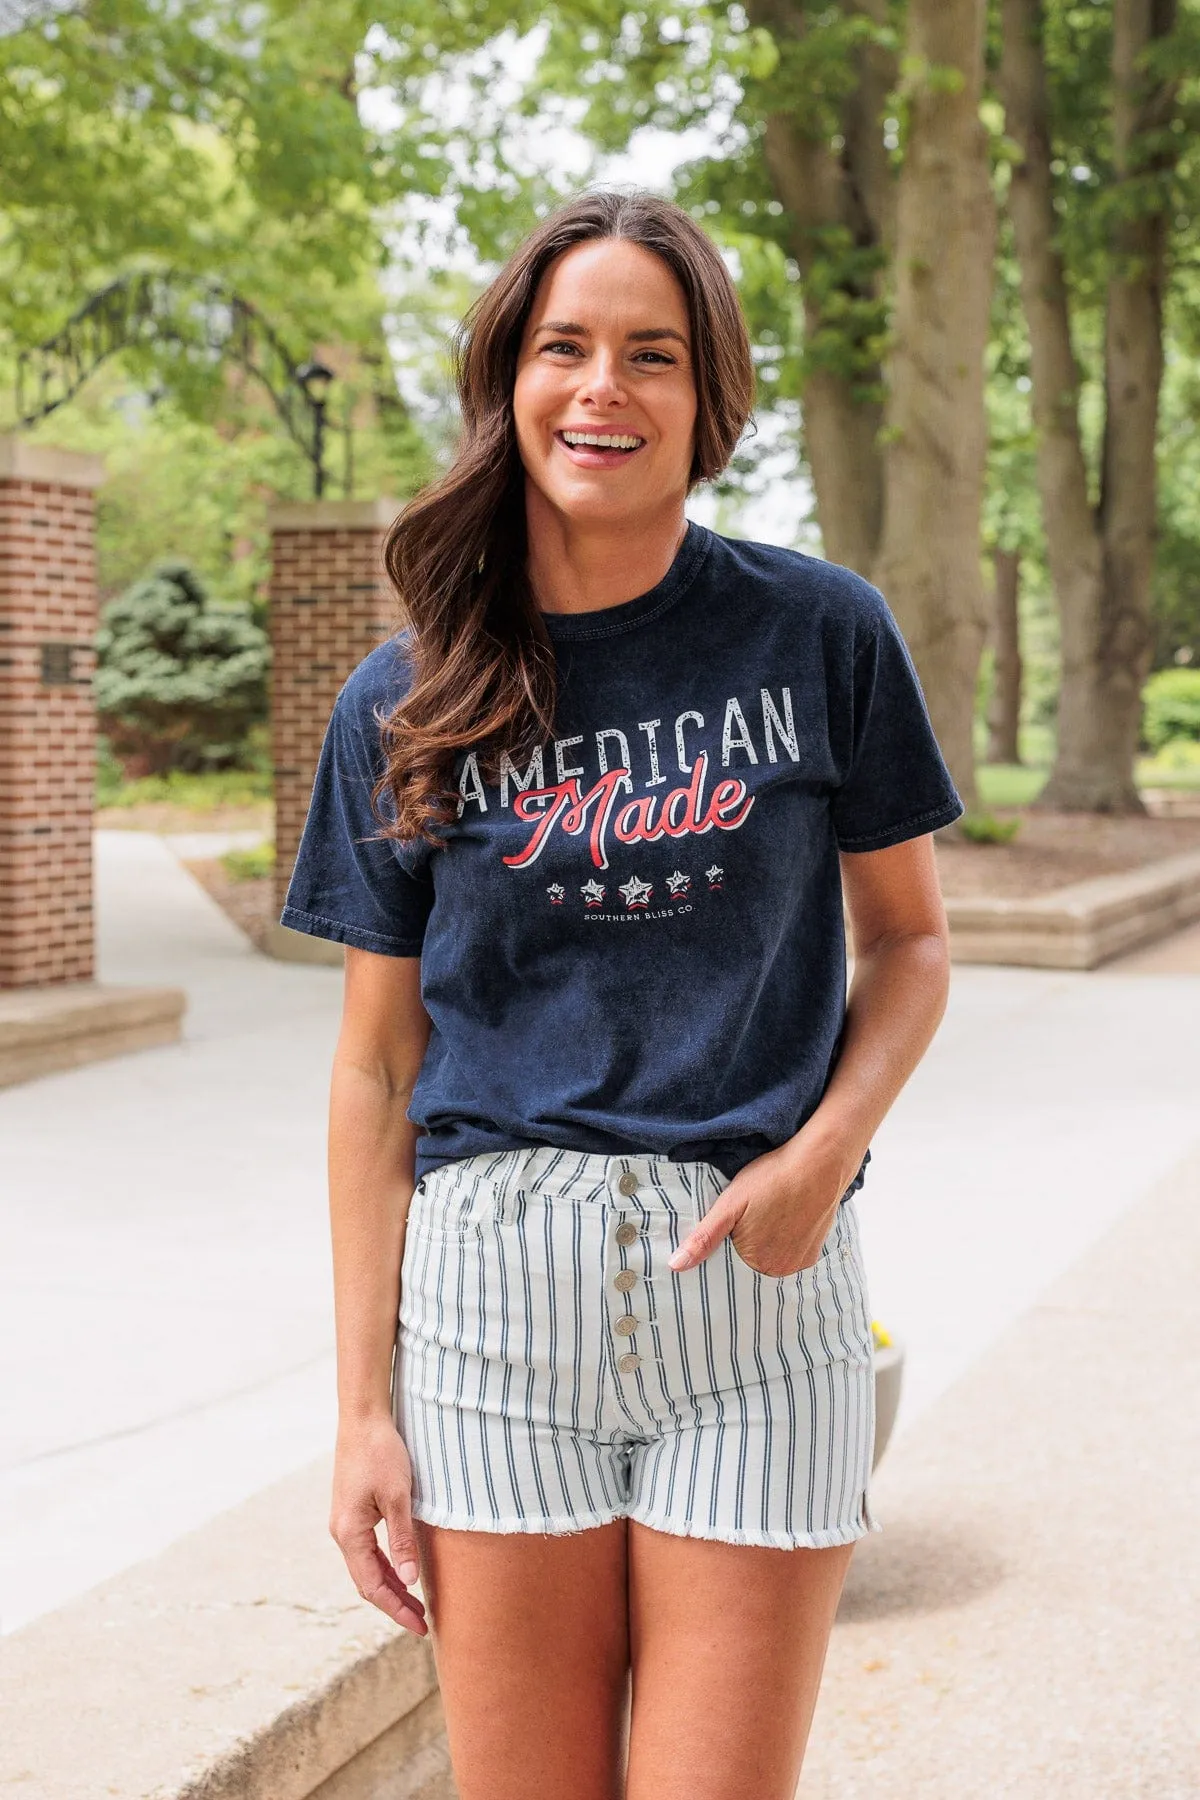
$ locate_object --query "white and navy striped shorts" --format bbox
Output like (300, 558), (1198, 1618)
(393, 1146), (879, 1549)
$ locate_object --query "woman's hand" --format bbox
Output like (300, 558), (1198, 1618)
(330, 1414), (428, 1635)
(667, 1131), (858, 1277)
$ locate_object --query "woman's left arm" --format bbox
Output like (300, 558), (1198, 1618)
(669, 834), (952, 1276)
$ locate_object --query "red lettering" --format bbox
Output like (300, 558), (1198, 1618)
(503, 784), (576, 867)
(659, 752), (710, 837)
(613, 794), (667, 845)
(502, 752), (754, 869)
(561, 767), (631, 869)
(705, 777), (755, 831)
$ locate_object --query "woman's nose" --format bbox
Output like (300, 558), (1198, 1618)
(576, 350), (627, 407)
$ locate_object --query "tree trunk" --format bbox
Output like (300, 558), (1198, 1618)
(748, 0), (893, 577)
(1002, 0), (1177, 811)
(999, 0), (1106, 803)
(871, 0), (995, 810)
(986, 548), (1023, 764)
(1086, 0), (1178, 809)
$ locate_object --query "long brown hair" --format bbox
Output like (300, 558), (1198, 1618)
(373, 189), (755, 848)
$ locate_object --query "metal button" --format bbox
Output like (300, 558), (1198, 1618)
(617, 1352), (641, 1373)
(613, 1269), (637, 1293)
(617, 1171), (640, 1197)
(614, 1221), (639, 1246)
(614, 1315), (639, 1337)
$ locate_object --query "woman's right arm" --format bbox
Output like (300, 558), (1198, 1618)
(327, 945), (432, 1635)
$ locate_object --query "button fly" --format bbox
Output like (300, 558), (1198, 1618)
(614, 1221), (639, 1246)
(613, 1269), (637, 1292)
(617, 1352), (641, 1373)
(617, 1171), (640, 1196)
(614, 1315), (639, 1337)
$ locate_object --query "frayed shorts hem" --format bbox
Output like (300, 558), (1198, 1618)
(622, 1504), (882, 1550)
(411, 1499), (882, 1550)
(411, 1502), (620, 1537)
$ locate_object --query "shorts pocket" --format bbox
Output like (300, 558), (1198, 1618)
(725, 1203), (842, 1281)
(408, 1164), (505, 1241)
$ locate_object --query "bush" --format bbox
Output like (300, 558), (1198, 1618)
(959, 812), (1021, 845)
(96, 562), (269, 776)
(1142, 668), (1200, 751)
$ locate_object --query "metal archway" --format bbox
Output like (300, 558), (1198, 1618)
(14, 271), (335, 493)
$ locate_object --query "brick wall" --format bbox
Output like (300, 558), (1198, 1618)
(0, 439), (105, 989)
(269, 500), (403, 924)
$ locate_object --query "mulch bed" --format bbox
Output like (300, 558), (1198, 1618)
(182, 859), (274, 951)
(934, 810), (1200, 899)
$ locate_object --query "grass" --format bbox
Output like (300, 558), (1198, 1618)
(978, 748), (1200, 809)
(96, 767), (273, 811)
(221, 842), (275, 882)
(977, 764), (1048, 808)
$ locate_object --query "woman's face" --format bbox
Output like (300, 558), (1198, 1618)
(512, 237), (698, 532)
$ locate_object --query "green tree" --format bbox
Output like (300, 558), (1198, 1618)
(0, 0), (446, 497)
(412, 0), (995, 806)
(96, 561), (269, 774)
(998, 0), (1196, 810)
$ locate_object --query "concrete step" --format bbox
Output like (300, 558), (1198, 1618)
(0, 980), (186, 1087)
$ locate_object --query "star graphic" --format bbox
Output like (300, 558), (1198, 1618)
(546, 883), (565, 904)
(666, 870), (691, 895)
(618, 874), (654, 908)
(705, 865), (723, 883)
(581, 879), (606, 906)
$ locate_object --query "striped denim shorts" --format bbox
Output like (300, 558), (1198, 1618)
(393, 1146), (879, 1550)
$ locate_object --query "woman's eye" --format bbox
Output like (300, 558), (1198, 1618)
(543, 341), (582, 356)
(634, 350), (675, 365)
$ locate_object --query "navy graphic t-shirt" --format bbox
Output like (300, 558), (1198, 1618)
(281, 524), (963, 1186)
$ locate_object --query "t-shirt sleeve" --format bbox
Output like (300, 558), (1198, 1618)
(279, 656), (434, 956)
(830, 588), (965, 852)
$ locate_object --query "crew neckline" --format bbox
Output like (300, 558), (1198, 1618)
(536, 520), (712, 642)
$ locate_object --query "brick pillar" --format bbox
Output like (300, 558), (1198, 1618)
(267, 498), (402, 962)
(0, 436), (105, 989)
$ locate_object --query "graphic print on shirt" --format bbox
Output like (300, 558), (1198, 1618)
(454, 684), (802, 925)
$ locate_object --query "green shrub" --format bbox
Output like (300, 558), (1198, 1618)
(221, 842), (275, 881)
(1139, 738), (1200, 777)
(98, 767), (272, 811)
(1142, 668), (1200, 751)
(96, 562), (269, 775)
(959, 811), (1022, 845)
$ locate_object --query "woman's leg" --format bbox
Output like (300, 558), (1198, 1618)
(624, 1522), (854, 1800)
(414, 1517), (630, 1800)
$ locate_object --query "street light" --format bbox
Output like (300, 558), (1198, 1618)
(296, 359), (336, 498)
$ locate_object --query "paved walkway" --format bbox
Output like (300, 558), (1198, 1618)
(0, 832), (342, 1633)
(2, 832), (1199, 1665)
(804, 1140), (1200, 1797)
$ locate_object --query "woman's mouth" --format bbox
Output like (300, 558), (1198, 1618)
(555, 430), (646, 466)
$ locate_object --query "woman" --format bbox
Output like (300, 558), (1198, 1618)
(282, 189), (962, 1799)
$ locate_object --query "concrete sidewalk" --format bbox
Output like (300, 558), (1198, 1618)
(2, 829), (1199, 1648)
(803, 1138), (1200, 1798)
(0, 831), (343, 1633)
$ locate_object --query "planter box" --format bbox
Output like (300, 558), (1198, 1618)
(0, 1458), (451, 1800)
(0, 980), (185, 1087)
(942, 849), (1200, 970)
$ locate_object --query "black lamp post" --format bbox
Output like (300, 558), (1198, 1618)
(296, 359), (336, 498)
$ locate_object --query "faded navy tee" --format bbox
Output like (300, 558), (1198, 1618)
(281, 524), (963, 1186)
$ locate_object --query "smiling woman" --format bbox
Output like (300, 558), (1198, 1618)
(278, 189), (962, 1800)
(514, 239), (699, 552)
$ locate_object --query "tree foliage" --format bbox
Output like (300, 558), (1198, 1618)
(95, 561), (269, 774)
